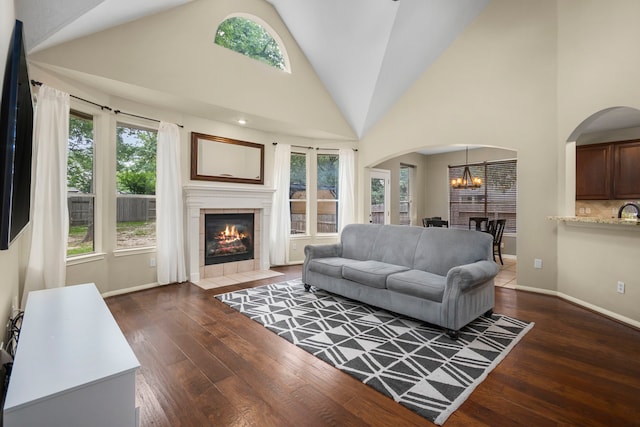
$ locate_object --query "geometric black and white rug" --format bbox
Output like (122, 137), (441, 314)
(216, 279), (534, 425)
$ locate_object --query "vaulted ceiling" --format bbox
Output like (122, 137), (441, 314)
(15, 0), (640, 140)
(17, 0), (491, 139)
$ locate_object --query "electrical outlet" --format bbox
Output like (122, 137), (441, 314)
(292, 242), (297, 250)
(579, 208), (585, 214)
(585, 207), (591, 214)
(617, 281), (625, 294)
(149, 258), (156, 267)
(534, 258), (543, 269)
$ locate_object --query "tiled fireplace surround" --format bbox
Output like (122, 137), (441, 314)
(184, 184), (274, 283)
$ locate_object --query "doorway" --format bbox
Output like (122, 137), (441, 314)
(367, 168), (390, 224)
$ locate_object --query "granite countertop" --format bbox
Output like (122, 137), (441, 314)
(548, 216), (640, 226)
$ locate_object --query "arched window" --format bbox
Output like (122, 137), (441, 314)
(215, 15), (290, 72)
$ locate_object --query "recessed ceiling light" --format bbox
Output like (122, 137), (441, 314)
(238, 119), (247, 125)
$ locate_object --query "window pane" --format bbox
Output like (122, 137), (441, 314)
(317, 201), (338, 233)
(399, 165), (410, 226)
(116, 125), (157, 248)
(317, 154), (339, 232)
(448, 160), (517, 233)
(68, 195), (94, 256)
(215, 17), (286, 70)
(67, 113), (94, 256)
(317, 154), (339, 197)
(290, 201), (306, 234)
(486, 161), (517, 233)
(290, 152), (307, 235)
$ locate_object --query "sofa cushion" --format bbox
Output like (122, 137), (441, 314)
(342, 260), (409, 289)
(340, 223), (383, 260)
(308, 257), (360, 278)
(412, 228), (493, 276)
(369, 225), (423, 268)
(386, 269), (446, 302)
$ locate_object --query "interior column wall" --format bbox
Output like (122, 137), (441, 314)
(556, 0), (640, 325)
(359, 0), (558, 291)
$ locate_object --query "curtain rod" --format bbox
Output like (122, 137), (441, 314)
(113, 110), (183, 128)
(31, 80), (183, 128)
(31, 80), (111, 111)
(272, 142), (357, 152)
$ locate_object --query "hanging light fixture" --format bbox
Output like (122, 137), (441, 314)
(451, 147), (482, 189)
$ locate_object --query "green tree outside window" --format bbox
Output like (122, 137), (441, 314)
(215, 17), (286, 70)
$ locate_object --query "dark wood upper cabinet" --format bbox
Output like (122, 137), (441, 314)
(613, 140), (640, 199)
(576, 143), (611, 199)
(576, 139), (640, 200)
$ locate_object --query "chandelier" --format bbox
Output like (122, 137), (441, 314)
(451, 147), (482, 189)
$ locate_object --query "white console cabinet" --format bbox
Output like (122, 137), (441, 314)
(3, 283), (140, 427)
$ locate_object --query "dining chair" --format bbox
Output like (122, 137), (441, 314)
(422, 217), (442, 227)
(469, 217), (489, 231)
(487, 219), (506, 264)
(425, 219), (449, 228)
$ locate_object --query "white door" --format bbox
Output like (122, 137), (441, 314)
(367, 169), (390, 224)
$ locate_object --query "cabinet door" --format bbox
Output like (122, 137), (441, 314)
(613, 140), (640, 199)
(576, 144), (611, 200)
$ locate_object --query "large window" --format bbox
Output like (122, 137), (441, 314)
(215, 16), (288, 71)
(289, 152), (307, 235)
(449, 159), (517, 232)
(116, 124), (157, 249)
(67, 111), (95, 257)
(317, 153), (339, 233)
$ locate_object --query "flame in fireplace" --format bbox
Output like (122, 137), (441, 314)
(217, 224), (245, 243)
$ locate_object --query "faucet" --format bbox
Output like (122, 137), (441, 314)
(617, 203), (640, 219)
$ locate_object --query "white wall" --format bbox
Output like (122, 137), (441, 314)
(555, 0), (640, 325)
(359, 0), (558, 292)
(0, 0), (22, 330)
(29, 64), (353, 292)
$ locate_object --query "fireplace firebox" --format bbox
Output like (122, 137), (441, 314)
(205, 213), (254, 265)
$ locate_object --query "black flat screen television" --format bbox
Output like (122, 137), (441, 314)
(0, 20), (34, 250)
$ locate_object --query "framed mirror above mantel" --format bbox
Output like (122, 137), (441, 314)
(191, 132), (264, 185)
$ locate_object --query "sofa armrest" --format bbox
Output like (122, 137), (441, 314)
(446, 260), (499, 291)
(304, 243), (342, 260)
(302, 243), (342, 283)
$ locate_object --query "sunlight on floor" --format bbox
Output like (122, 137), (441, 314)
(494, 257), (517, 289)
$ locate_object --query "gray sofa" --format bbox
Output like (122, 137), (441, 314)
(302, 223), (499, 339)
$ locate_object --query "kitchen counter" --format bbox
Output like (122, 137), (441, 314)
(548, 216), (640, 229)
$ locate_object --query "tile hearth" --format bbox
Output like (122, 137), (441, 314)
(194, 270), (284, 290)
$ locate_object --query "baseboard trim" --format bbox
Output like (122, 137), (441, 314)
(101, 282), (162, 298)
(515, 285), (640, 330)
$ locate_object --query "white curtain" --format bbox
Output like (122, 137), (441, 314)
(22, 85), (70, 308)
(269, 143), (291, 265)
(156, 121), (187, 285)
(338, 148), (356, 233)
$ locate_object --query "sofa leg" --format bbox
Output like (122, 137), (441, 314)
(304, 284), (311, 291)
(445, 329), (459, 340)
(484, 309), (494, 317)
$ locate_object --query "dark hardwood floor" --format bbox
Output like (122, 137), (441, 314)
(106, 265), (640, 426)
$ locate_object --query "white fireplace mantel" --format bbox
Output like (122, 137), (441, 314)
(183, 184), (275, 282)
